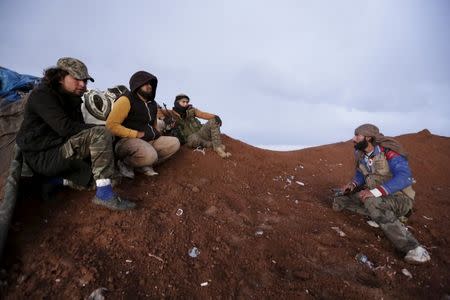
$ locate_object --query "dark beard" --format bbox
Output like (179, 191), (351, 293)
(354, 139), (368, 151)
(137, 89), (153, 101)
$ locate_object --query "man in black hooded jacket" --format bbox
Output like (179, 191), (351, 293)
(106, 71), (180, 179)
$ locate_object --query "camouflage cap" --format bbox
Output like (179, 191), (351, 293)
(57, 57), (94, 82)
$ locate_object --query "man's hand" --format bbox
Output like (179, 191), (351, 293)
(340, 182), (356, 194)
(136, 131), (145, 138)
(358, 189), (374, 201)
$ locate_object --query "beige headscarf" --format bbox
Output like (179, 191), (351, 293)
(354, 123), (408, 157)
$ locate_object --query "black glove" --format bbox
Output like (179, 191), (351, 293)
(214, 115), (222, 126)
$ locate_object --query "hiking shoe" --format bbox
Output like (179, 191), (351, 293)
(136, 166), (158, 176)
(404, 246), (431, 264)
(214, 145), (232, 158)
(117, 160), (135, 179)
(92, 194), (136, 211)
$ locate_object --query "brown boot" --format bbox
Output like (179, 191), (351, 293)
(214, 144), (231, 158)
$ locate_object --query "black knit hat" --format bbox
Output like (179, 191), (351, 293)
(129, 71), (158, 94)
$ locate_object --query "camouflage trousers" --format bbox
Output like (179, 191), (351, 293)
(61, 126), (115, 182)
(186, 119), (222, 148)
(333, 192), (419, 253)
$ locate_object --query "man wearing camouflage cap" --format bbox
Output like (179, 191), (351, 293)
(332, 124), (430, 264)
(16, 57), (135, 211)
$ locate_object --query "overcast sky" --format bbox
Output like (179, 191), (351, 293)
(1, 0), (449, 148)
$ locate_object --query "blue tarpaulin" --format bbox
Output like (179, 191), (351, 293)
(0, 66), (40, 102)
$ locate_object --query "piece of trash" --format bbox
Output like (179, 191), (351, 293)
(125, 259), (132, 263)
(88, 287), (108, 300)
(401, 268), (413, 279)
(176, 209), (183, 216)
(193, 147), (205, 155)
(367, 220), (380, 228)
(331, 226), (346, 237)
(422, 216), (433, 220)
(295, 181), (305, 186)
(188, 247), (200, 258)
(294, 200), (299, 204)
(55, 278), (61, 283)
(255, 230), (264, 236)
(200, 282), (209, 287)
(148, 253), (164, 263)
(355, 253), (374, 269)
(286, 178), (292, 184)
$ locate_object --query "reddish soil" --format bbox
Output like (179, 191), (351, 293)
(1, 130), (449, 299)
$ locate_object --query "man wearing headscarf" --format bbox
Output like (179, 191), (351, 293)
(332, 124), (430, 264)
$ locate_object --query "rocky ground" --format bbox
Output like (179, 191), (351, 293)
(1, 130), (449, 299)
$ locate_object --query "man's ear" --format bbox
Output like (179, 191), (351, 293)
(366, 136), (373, 144)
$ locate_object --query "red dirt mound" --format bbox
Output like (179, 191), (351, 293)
(1, 130), (449, 299)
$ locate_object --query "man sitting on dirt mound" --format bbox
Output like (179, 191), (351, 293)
(333, 123), (430, 264)
(169, 94), (231, 158)
(16, 57), (136, 211)
(106, 71), (180, 179)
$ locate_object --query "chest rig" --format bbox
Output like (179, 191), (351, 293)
(357, 148), (415, 199)
(177, 108), (202, 139)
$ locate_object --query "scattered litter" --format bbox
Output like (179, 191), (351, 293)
(193, 147), (205, 155)
(367, 220), (380, 228)
(88, 287), (108, 300)
(294, 200), (299, 204)
(272, 260), (277, 264)
(148, 253), (164, 263)
(422, 215), (433, 220)
(295, 181), (305, 186)
(125, 271), (129, 275)
(294, 165), (304, 171)
(188, 247), (200, 258)
(176, 209), (183, 216)
(200, 282), (209, 287)
(286, 178), (292, 184)
(331, 226), (346, 237)
(125, 259), (132, 263)
(255, 230), (264, 236)
(355, 253), (374, 269)
(401, 268), (413, 279)
(55, 278), (61, 283)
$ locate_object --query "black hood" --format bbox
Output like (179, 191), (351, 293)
(129, 71), (158, 101)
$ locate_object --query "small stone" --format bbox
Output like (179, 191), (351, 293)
(205, 206), (218, 216)
(192, 186), (200, 193)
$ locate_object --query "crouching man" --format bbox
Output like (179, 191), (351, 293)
(333, 124), (430, 264)
(106, 71), (180, 179)
(171, 94), (231, 158)
(16, 57), (135, 210)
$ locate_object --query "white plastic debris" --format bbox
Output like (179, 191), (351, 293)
(188, 247), (200, 258)
(367, 220), (380, 228)
(193, 147), (206, 155)
(422, 215), (433, 220)
(200, 282), (209, 287)
(401, 268), (413, 279)
(125, 259), (132, 263)
(295, 181), (305, 186)
(55, 278), (61, 283)
(176, 209), (183, 216)
(88, 287), (108, 300)
(331, 226), (346, 237)
(255, 230), (264, 236)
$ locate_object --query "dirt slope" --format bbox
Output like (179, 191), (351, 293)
(1, 129), (449, 299)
